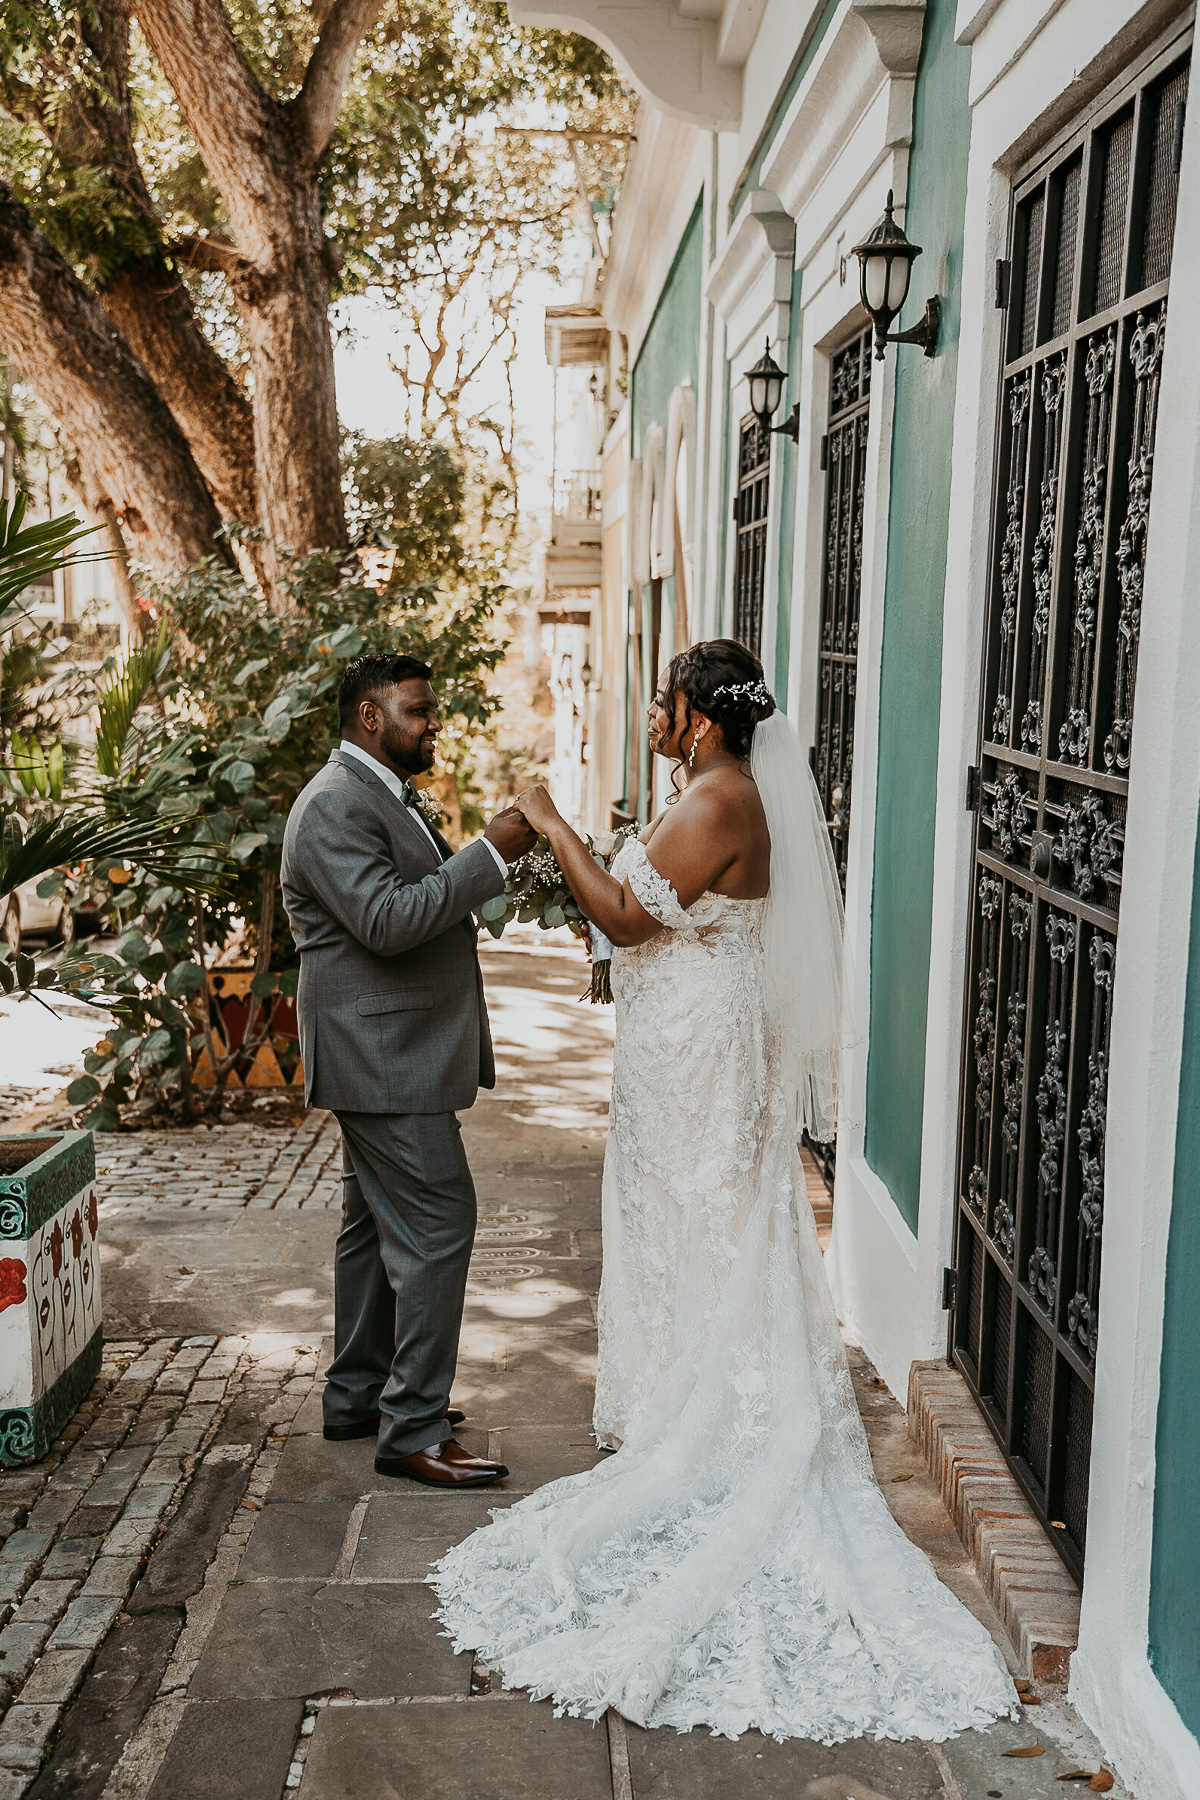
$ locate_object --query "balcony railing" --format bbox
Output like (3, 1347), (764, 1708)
(554, 471), (602, 524)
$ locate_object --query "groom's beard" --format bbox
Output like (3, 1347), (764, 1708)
(379, 718), (436, 775)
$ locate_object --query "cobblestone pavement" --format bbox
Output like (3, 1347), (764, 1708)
(94, 1114), (343, 1214)
(0, 932), (1127, 1800)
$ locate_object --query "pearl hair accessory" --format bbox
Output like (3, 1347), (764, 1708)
(710, 679), (773, 708)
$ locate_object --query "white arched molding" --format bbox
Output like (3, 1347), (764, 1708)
(708, 190), (796, 357)
(637, 425), (665, 591)
(623, 455), (645, 630)
(504, 0), (744, 128)
(655, 381), (697, 580)
(760, 1), (924, 251)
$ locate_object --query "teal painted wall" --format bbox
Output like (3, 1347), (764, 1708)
(774, 264), (804, 701)
(1149, 798), (1200, 1739)
(627, 196), (703, 819)
(863, 0), (971, 1233)
(630, 198), (704, 462)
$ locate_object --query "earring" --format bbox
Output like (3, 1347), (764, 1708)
(688, 734), (697, 770)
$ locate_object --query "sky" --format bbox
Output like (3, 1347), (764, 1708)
(332, 267), (568, 527)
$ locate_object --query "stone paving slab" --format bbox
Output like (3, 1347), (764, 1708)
(144, 1698), (302, 1800)
(623, 1719), (946, 1799)
(488, 1424), (608, 1489)
(297, 1698), (615, 1800)
(238, 1500), (358, 1581)
(350, 1493), (520, 1581)
(187, 1580), (470, 1701)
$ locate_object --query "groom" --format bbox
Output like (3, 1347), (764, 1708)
(281, 652), (535, 1487)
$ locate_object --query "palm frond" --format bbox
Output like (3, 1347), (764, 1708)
(0, 496), (103, 632)
(94, 620), (172, 779)
(0, 805), (225, 896)
(6, 731), (65, 800)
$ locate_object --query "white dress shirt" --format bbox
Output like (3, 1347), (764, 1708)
(338, 740), (508, 878)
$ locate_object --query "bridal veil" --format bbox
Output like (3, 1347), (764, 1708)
(750, 709), (854, 1142)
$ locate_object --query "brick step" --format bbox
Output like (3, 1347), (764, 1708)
(906, 1360), (1080, 1682)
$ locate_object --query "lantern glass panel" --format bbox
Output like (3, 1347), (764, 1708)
(863, 253), (891, 313)
(887, 254), (913, 313)
(749, 375), (768, 417)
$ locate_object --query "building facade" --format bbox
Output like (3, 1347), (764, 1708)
(522, 0), (1200, 1792)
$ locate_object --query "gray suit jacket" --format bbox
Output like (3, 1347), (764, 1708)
(280, 749), (506, 1114)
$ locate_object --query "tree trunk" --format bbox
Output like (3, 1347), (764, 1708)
(230, 186), (346, 582)
(135, 0), (357, 565)
(0, 189), (229, 574)
(102, 259), (258, 531)
(62, 3), (259, 535)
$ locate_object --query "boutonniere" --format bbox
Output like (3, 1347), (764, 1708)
(412, 787), (444, 830)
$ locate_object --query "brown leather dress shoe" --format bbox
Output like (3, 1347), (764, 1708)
(374, 1437), (509, 1487)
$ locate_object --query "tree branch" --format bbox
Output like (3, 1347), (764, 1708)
(171, 234), (251, 276)
(133, 0), (286, 262)
(292, 0), (388, 165)
(0, 185), (229, 574)
(54, 5), (258, 531)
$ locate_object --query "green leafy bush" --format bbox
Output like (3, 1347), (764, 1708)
(63, 542), (506, 1123)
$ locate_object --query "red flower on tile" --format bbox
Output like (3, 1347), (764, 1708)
(70, 1210), (84, 1260)
(0, 1258), (27, 1313)
(86, 1189), (98, 1239)
(49, 1220), (64, 1277)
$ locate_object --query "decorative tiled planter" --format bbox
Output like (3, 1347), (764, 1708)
(0, 1131), (100, 1465)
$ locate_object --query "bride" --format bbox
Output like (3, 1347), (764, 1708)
(432, 639), (1017, 1744)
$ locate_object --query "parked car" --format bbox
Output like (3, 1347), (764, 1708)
(2, 879), (78, 952)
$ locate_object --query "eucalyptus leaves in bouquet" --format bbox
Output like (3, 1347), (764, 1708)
(476, 837), (586, 938)
(475, 823), (638, 1002)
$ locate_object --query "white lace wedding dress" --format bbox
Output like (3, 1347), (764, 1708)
(432, 839), (1017, 1743)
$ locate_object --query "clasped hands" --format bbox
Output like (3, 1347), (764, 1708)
(482, 784), (563, 864)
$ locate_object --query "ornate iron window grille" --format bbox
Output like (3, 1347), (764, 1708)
(950, 26), (1188, 1581)
(733, 416), (770, 656)
(814, 328), (872, 899)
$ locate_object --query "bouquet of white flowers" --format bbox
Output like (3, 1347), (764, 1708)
(476, 838), (585, 939)
(581, 824), (638, 1002)
(475, 824), (638, 1002)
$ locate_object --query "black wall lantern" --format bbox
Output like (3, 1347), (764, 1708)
(851, 190), (939, 362)
(744, 339), (800, 442)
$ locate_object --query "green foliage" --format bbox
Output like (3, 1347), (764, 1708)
(4, 730), (65, 799)
(0, 494), (226, 1093)
(342, 433), (467, 585)
(0, 495), (99, 634)
(94, 621), (172, 779)
(50, 535), (507, 1125)
(477, 837), (584, 938)
(0, 800), (221, 897)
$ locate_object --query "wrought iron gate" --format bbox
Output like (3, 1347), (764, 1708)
(951, 30), (1189, 1579)
(733, 416), (770, 656)
(815, 328), (872, 896)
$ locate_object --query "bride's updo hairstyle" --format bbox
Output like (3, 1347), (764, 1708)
(660, 638), (776, 762)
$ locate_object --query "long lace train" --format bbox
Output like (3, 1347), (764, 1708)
(432, 841), (1017, 1742)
